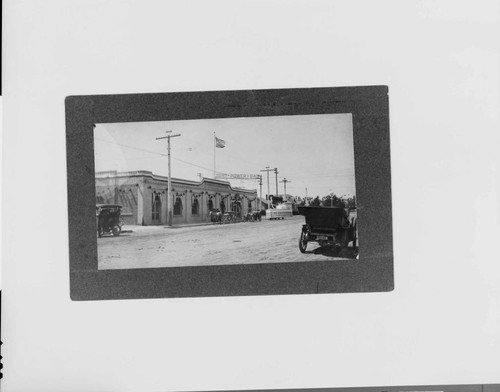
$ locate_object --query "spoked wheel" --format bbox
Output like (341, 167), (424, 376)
(112, 226), (121, 236)
(299, 230), (308, 253)
(98, 227), (104, 238)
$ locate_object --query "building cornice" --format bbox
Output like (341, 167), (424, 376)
(95, 170), (257, 194)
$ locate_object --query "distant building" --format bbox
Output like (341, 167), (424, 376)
(95, 170), (259, 226)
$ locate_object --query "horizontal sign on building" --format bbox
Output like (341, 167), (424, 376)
(215, 173), (260, 180)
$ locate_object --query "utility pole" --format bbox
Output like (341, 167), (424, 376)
(274, 168), (278, 197)
(258, 175), (263, 211)
(156, 131), (181, 226)
(260, 167), (273, 200)
(280, 178), (291, 200)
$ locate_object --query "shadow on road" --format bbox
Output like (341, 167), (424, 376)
(311, 245), (358, 259)
(97, 233), (132, 239)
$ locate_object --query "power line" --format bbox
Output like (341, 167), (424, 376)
(95, 138), (356, 187)
(260, 167), (275, 199)
(95, 137), (215, 173)
(279, 178), (291, 196)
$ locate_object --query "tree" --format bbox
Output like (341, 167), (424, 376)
(344, 195), (356, 209)
(321, 193), (356, 209)
(310, 196), (321, 207)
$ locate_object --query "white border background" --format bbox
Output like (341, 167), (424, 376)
(2, 1), (500, 391)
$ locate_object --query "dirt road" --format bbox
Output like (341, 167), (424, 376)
(98, 216), (349, 270)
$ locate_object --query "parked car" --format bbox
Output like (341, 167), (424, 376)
(298, 206), (358, 257)
(96, 204), (123, 237)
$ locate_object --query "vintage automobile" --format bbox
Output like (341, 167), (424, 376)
(221, 211), (237, 224)
(96, 204), (123, 237)
(298, 206), (358, 257)
(209, 208), (223, 224)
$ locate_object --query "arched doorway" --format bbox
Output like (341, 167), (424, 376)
(231, 201), (241, 218)
(152, 194), (161, 224)
(220, 200), (226, 214)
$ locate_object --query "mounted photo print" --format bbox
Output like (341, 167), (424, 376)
(65, 86), (393, 300)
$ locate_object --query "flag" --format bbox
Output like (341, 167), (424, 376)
(215, 136), (226, 148)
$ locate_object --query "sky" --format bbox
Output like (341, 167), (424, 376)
(94, 113), (356, 199)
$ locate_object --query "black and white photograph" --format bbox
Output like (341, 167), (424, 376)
(65, 86), (394, 300)
(94, 114), (358, 270)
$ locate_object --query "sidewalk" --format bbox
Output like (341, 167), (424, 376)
(121, 221), (217, 234)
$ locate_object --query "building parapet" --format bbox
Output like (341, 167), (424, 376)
(96, 170), (257, 194)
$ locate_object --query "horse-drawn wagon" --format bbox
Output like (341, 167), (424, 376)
(298, 206), (358, 257)
(244, 211), (262, 222)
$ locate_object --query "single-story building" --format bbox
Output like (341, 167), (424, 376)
(96, 170), (260, 226)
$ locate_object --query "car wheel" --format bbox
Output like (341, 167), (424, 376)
(299, 231), (308, 253)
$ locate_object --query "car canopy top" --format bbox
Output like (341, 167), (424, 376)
(96, 204), (122, 210)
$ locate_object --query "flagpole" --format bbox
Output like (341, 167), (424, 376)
(213, 131), (216, 178)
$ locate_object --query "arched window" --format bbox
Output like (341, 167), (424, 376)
(192, 198), (199, 215)
(152, 195), (161, 221)
(208, 199), (214, 212)
(174, 197), (183, 216)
